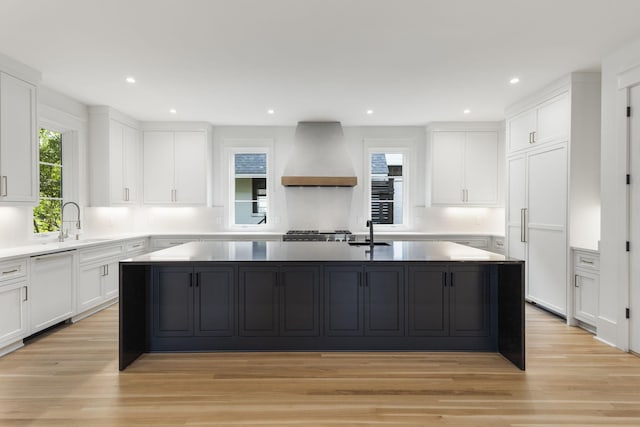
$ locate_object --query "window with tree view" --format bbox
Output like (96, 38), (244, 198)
(370, 152), (404, 225)
(234, 153), (267, 225)
(33, 129), (63, 233)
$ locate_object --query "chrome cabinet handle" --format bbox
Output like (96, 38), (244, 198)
(532, 131), (536, 143)
(23, 286), (28, 302)
(520, 208), (527, 243)
(0, 176), (7, 197)
(574, 274), (579, 287)
(2, 268), (19, 275)
(461, 189), (465, 202)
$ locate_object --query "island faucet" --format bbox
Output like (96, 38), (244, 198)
(366, 219), (374, 247)
(59, 201), (81, 242)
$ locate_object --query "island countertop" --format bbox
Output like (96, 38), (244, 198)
(123, 240), (519, 263)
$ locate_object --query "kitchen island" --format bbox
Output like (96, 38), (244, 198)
(119, 241), (524, 370)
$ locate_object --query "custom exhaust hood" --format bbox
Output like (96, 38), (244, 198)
(281, 121), (357, 187)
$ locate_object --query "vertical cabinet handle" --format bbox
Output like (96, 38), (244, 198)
(442, 272), (447, 287)
(461, 189), (465, 202)
(195, 272), (200, 288)
(520, 208), (528, 243)
(189, 273), (193, 287)
(23, 286), (28, 302)
(575, 274), (579, 287)
(450, 272), (454, 287)
(532, 131), (536, 143)
(0, 176), (7, 197)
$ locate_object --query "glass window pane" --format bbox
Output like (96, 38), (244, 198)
(33, 199), (61, 233)
(233, 152), (268, 225)
(235, 153), (266, 174)
(39, 129), (62, 165)
(370, 152), (403, 225)
(39, 164), (62, 198)
(235, 201), (266, 224)
(235, 178), (254, 201)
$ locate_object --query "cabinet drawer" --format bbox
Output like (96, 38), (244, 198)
(449, 238), (489, 249)
(125, 239), (147, 254)
(0, 258), (27, 282)
(574, 250), (599, 271)
(79, 244), (123, 265)
(151, 238), (194, 249)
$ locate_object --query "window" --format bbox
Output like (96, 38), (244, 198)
(33, 129), (63, 233)
(370, 152), (404, 225)
(233, 152), (268, 225)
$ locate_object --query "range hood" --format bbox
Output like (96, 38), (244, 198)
(281, 121), (357, 187)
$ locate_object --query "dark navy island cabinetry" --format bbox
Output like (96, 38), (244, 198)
(120, 241), (524, 371)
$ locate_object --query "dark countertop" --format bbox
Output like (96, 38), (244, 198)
(123, 240), (521, 263)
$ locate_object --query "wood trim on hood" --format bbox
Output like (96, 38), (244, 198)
(281, 176), (358, 187)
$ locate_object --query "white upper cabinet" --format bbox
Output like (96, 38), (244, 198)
(0, 72), (38, 204)
(89, 107), (142, 206)
(507, 93), (569, 154)
(143, 130), (207, 205)
(430, 128), (499, 206)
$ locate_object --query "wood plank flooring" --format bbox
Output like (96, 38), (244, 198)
(1, 304), (639, 426)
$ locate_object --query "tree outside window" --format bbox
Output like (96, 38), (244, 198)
(33, 129), (63, 233)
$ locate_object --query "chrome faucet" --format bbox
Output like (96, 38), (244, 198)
(59, 201), (81, 242)
(366, 219), (374, 248)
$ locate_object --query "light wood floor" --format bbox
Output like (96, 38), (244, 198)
(1, 305), (639, 426)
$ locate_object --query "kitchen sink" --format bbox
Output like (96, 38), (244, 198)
(348, 241), (391, 246)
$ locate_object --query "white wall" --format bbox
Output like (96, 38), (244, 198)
(599, 36), (640, 349)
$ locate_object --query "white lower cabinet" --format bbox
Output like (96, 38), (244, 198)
(572, 249), (599, 328)
(77, 244), (124, 315)
(0, 280), (28, 351)
(29, 251), (75, 333)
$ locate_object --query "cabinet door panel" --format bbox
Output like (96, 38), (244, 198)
(77, 264), (104, 312)
(324, 267), (362, 336)
(122, 124), (141, 203)
(408, 267), (449, 336)
(0, 281), (27, 346)
(196, 267), (234, 337)
(506, 155), (527, 261)
(143, 131), (174, 203)
(574, 270), (598, 326)
(431, 132), (465, 205)
(450, 266), (489, 337)
(153, 268), (193, 337)
(465, 132), (498, 204)
(108, 121), (125, 203)
(30, 253), (74, 332)
(0, 73), (37, 202)
(280, 267), (319, 337)
(239, 267), (278, 336)
(173, 131), (206, 204)
(364, 267), (404, 336)
(528, 145), (567, 226)
(508, 110), (536, 153)
(528, 228), (567, 314)
(103, 261), (119, 299)
(536, 94), (569, 143)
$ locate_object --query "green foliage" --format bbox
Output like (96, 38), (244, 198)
(33, 129), (62, 234)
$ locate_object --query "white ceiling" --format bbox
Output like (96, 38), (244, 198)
(1, 0), (640, 126)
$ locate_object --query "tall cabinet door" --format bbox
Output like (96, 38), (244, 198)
(324, 266), (363, 336)
(143, 131), (174, 203)
(0, 73), (37, 203)
(108, 121), (125, 203)
(407, 266), (449, 336)
(465, 132), (498, 204)
(279, 266), (320, 337)
(527, 145), (568, 314)
(506, 155), (527, 263)
(122, 124), (141, 203)
(364, 266), (404, 336)
(173, 132), (206, 204)
(431, 132), (465, 204)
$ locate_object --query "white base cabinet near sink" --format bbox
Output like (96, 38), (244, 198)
(29, 251), (75, 334)
(0, 258), (29, 355)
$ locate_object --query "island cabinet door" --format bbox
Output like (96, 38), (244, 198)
(153, 267), (194, 337)
(279, 266), (320, 337)
(449, 265), (490, 337)
(324, 266), (363, 336)
(195, 267), (235, 337)
(363, 266), (405, 337)
(407, 266), (449, 337)
(239, 266), (279, 337)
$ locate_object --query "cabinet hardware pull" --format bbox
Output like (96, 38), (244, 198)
(532, 131), (536, 143)
(0, 175), (7, 196)
(575, 274), (579, 287)
(442, 272), (447, 287)
(450, 272), (454, 287)
(2, 268), (19, 275)
(24, 286), (28, 302)
(520, 208), (527, 242)
(189, 273), (193, 287)
(581, 258), (594, 265)
(195, 272), (199, 287)
(465, 189), (469, 202)
(461, 189), (465, 202)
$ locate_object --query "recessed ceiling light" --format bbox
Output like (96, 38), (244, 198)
(267, 109), (275, 115)
(366, 109), (374, 115)
(125, 76), (136, 84)
(510, 77), (520, 85)
(169, 108), (177, 114)
(463, 109), (471, 114)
